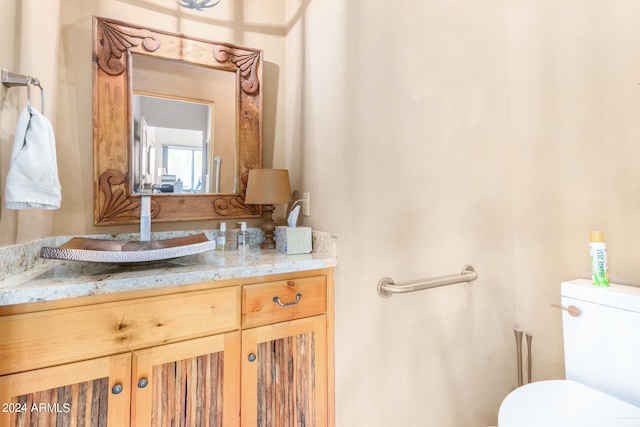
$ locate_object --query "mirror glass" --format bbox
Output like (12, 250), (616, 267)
(131, 55), (236, 194)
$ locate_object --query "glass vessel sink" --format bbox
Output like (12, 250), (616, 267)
(40, 233), (216, 263)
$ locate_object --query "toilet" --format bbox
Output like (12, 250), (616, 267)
(498, 279), (640, 426)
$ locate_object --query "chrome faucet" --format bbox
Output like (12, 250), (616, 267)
(139, 187), (152, 242)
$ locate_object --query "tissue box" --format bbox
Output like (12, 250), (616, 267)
(274, 226), (312, 254)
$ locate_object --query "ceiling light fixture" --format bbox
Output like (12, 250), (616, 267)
(176, 0), (221, 11)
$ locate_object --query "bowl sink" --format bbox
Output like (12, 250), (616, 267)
(40, 233), (216, 263)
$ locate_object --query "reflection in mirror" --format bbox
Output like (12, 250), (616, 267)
(131, 55), (236, 194)
(133, 94), (210, 193)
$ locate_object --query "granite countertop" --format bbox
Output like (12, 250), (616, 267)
(0, 230), (337, 307)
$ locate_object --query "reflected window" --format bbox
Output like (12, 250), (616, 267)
(165, 146), (203, 191)
(132, 93), (214, 194)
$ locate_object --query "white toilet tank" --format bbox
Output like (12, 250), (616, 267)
(561, 279), (640, 407)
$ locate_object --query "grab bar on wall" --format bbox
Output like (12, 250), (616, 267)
(1, 68), (45, 114)
(377, 265), (477, 298)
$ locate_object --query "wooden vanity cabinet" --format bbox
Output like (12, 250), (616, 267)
(241, 316), (327, 427)
(0, 353), (132, 426)
(0, 268), (334, 427)
(241, 276), (330, 427)
(131, 332), (241, 427)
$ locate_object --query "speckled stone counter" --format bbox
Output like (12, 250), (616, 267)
(0, 229), (337, 307)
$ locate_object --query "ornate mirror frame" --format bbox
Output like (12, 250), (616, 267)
(92, 16), (262, 226)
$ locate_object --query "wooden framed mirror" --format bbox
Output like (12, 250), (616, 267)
(92, 16), (262, 226)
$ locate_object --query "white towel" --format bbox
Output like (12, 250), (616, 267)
(4, 107), (61, 210)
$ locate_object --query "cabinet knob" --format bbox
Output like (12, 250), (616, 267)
(138, 378), (149, 389)
(111, 384), (123, 395)
(248, 353), (257, 362)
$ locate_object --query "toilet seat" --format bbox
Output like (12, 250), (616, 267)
(498, 380), (640, 427)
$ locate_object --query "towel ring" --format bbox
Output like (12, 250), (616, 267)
(1, 69), (45, 115)
(25, 76), (45, 115)
(36, 80), (44, 115)
(26, 77), (32, 114)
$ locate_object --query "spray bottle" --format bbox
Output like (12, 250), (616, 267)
(590, 231), (609, 287)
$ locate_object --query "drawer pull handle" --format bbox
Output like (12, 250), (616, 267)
(111, 384), (123, 395)
(248, 353), (257, 362)
(138, 378), (149, 389)
(273, 293), (302, 307)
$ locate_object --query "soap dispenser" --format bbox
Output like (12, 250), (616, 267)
(216, 222), (227, 251)
(238, 222), (248, 251)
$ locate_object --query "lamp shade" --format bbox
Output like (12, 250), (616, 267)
(245, 169), (292, 205)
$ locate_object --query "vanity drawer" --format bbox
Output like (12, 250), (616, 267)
(0, 286), (239, 375)
(242, 276), (326, 327)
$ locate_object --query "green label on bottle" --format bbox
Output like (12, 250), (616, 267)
(591, 247), (609, 287)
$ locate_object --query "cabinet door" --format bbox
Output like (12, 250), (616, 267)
(132, 332), (241, 427)
(0, 353), (131, 427)
(242, 315), (327, 427)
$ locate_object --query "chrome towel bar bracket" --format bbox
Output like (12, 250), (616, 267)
(2, 68), (45, 114)
(377, 265), (478, 298)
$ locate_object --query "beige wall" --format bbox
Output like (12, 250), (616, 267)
(4, 0), (640, 425)
(0, 0), (19, 246)
(0, 0), (286, 243)
(290, 0), (640, 426)
(289, 1), (516, 425)
(0, 0), (61, 246)
(507, 0), (640, 384)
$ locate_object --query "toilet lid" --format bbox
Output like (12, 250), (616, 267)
(498, 380), (640, 427)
